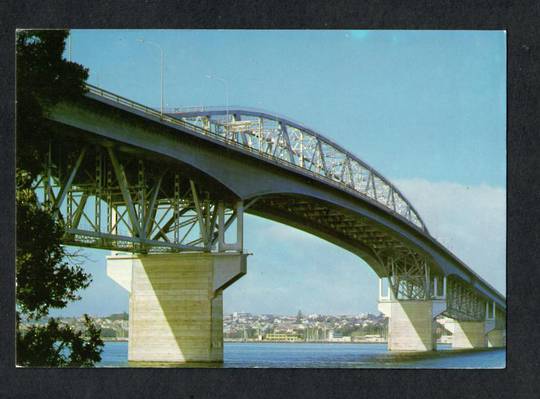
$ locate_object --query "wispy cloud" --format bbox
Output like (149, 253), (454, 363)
(225, 178), (506, 314)
(394, 178), (506, 294)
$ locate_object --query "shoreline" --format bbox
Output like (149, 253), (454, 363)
(224, 340), (387, 344)
(102, 340), (458, 345)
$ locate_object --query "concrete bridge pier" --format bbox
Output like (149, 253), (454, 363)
(378, 279), (447, 352)
(451, 320), (488, 349)
(450, 302), (506, 349)
(487, 328), (506, 348)
(107, 252), (247, 364)
(450, 320), (506, 349)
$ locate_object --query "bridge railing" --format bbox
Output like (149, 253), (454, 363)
(85, 84), (427, 233)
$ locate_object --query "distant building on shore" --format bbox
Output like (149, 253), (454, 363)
(265, 333), (302, 342)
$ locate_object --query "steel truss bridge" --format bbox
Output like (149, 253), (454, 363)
(35, 84), (505, 324)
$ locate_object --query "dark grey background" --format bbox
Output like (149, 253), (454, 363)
(1, 1), (538, 398)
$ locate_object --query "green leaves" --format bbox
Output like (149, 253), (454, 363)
(16, 169), (92, 319)
(16, 30), (103, 367)
(16, 315), (104, 367)
(16, 30), (89, 179)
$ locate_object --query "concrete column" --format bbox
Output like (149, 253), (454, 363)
(107, 252), (247, 364)
(450, 319), (506, 350)
(451, 321), (487, 349)
(378, 299), (447, 352)
(487, 329), (506, 348)
(484, 317), (506, 348)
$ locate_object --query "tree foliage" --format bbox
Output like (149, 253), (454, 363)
(16, 315), (103, 367)
(16, 170), (91, 319)
(16, 29), (103, 367)
(16, 30), (88, 179)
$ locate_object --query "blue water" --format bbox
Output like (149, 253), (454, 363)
(98, 342), (505, 368)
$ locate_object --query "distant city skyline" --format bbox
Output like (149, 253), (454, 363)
(50, 29), (505, 317)
(27, 310), (392, 345)
(43, 310), (385, 319)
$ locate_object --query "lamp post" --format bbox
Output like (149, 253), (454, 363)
(137, 38), (164, 117)
(206, 74), (229, 132)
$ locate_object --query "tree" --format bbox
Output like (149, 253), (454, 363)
(99, 327), (118, 339)
(16, 171), (90, 319)
(16, 30), (89, 179)
(16, 315), (103, 367)
(296, 309), (303, 323)
(107, 312), (129, 321)
(16, 29), (103, 367)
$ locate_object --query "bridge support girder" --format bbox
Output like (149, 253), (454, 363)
(449, 301), (506, 349)
(107, 252), (247, 364)
(377, 252), (446, 351)
(450, 320), (488, 349)
(448, 320), (506, 349)
(487, 328), (506, 348)
(378, 298), (447, 352)
(376, 248), (506, 352)
(35, 143), (245, 254)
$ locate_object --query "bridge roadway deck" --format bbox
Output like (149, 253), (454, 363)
(44, 89), (506, 311)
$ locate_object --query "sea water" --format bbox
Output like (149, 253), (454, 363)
(97, 341), (505, 368)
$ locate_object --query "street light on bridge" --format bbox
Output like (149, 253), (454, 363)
(206, 74), (230, 133)
(137, 38), (164, 117)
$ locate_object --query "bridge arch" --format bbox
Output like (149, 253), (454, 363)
(167, 106), (428, 233)
(43, 84), (505, 310)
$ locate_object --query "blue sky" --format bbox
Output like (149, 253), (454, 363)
(50, 29), (506, 317)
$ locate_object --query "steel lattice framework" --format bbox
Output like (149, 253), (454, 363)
(164, 105), (427, 232)
(34, 143), (244, 253)
(444, 278), (495, 322)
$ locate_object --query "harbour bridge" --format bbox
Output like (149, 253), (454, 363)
(35, 84), (506, 363)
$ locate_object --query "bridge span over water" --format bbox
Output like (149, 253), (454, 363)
(37, 84), (506, 363)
